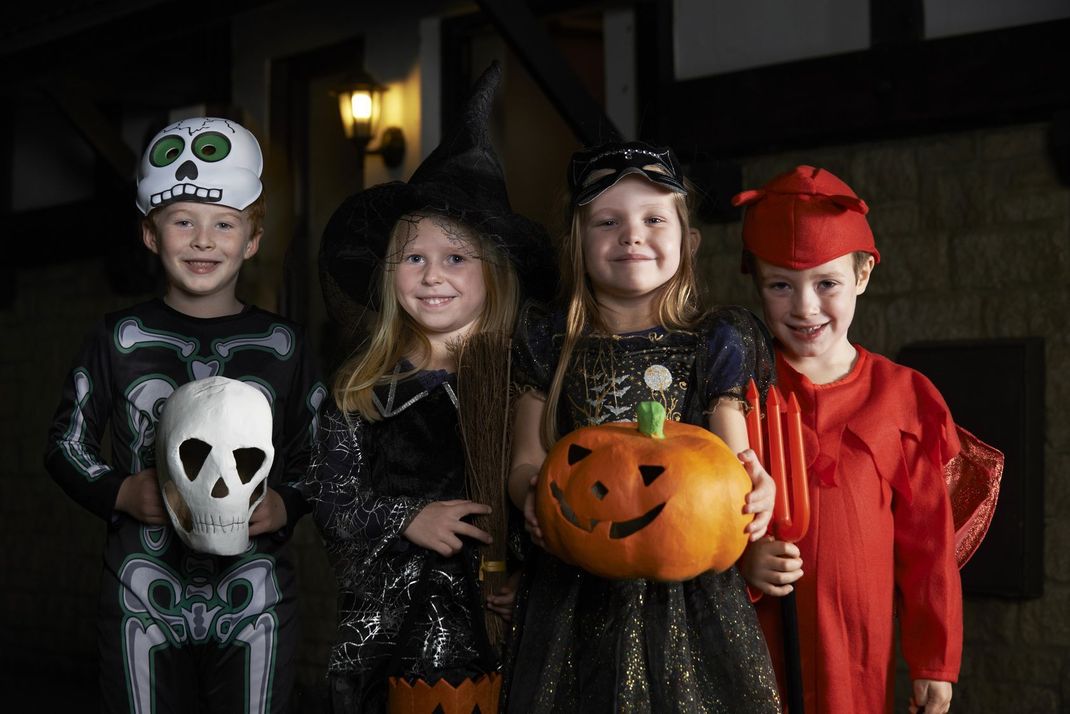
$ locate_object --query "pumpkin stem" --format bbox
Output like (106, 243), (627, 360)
(636, 401), (666, 439)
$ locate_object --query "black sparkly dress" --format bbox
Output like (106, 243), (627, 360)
(502, 302), (781, 714)
(302, 364), (496, 712)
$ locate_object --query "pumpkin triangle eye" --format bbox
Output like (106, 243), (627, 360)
(567, 444), (593, 465)
(639, 465), (665, 486)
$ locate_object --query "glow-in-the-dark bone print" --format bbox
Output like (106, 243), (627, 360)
(117, 319), (198, 358)
(124, 377), (176, 472)
(213, 325), (293, 359)
(114, 319), (296, 382)
(119, 556), (280, 714)
(59, 369), (111, 480)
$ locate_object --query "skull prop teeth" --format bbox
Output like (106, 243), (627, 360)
(136, 117), (263, 215)
(156, 376), (274, 555)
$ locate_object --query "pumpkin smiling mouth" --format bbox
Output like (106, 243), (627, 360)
(549, 482), (666, 538)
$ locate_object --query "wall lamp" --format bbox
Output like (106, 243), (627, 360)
(334, 71), (406, 168)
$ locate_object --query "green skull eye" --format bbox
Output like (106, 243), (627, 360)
(192, 132), (231, 162)
(149, 135), (185, 167)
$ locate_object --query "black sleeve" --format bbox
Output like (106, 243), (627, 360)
(511, 299), (557, 394)
(300, 405), (431, 559)
(701, 306), (776, 408)
(43, 319), (125, 521)
(275, 326), (327, 531)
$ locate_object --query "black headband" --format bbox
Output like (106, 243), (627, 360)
(568, 142), (687, 206)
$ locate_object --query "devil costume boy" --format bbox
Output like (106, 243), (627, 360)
(302, 63), (553, 713)
(734, 165), (1003, 713)
(44, 118), (324, 713)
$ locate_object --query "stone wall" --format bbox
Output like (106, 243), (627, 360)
(694, 122), (1070, 712)
(3, 120), (1066, 711)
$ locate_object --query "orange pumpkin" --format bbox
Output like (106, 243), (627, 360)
(387, 672), (500, 714)
(536, 401), (752, 581)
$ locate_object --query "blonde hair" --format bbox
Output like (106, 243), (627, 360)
(541, 177), (701, 445)
(334, 214), (520, 420)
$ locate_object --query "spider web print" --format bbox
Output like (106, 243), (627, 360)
(301, 409), (479, 678)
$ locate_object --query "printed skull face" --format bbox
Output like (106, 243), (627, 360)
(156, 376), (274, 555)
(136, 117), (263, 215)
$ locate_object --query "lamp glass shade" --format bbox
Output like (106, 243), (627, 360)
(337, 84), (381, 143)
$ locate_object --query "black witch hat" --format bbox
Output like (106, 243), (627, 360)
(320, 61), (554, 322)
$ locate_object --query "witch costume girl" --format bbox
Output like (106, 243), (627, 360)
(302, 62), (553, 713)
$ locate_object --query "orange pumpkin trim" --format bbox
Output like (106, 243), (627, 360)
(387, 672), (501, 714)
(536, 401), (752, 581)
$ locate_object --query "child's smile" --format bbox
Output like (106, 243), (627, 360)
(581, 175), (683, 306)
(143, 202), (260, 317)
(394, 218), (487, 348)
(756, 254), (873, 380)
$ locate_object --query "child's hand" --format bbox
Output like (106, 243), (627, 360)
(909, 679), (952, 714)
(486, 569), (523, 621)
(404, 500), (492, 557)
(249, 487), (287, 536)
(115, 468), (169, 525)
(522, 474), (547, 549)
(739, 536), (803, 596)
(738, 449), (775, 540)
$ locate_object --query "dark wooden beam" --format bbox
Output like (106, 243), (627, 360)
(474, 0), (621, 145)
(660, 19), (1070, 159)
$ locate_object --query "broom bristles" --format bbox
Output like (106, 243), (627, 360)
(455, 330), (513, 648)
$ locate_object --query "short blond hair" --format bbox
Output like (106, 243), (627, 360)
(142, 193), (266, 240)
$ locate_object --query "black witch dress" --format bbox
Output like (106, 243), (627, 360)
(502, 301), (781, 713)
(302, 364), (496, 712)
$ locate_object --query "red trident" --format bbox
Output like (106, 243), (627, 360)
(746, 378), (811, 713)
(745, 379), (810, 543)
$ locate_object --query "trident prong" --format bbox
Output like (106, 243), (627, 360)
(744, 379), (811, 544)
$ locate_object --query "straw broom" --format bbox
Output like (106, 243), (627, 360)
(454, 330), (513, 649)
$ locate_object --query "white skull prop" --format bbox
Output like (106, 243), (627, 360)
(136, 117), (263, 214)
(156, 376), (274, 555)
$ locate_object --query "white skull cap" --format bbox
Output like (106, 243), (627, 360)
(136, 117), (264, 215)
(156, 376), (275, 556)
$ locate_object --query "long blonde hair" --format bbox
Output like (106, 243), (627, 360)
(541, 180), (701, 445)
(334, 214), (520, 420)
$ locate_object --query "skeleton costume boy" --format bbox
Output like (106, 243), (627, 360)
(45, 117), (324, 714)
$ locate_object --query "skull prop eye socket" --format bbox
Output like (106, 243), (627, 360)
(192, 132), (231, 163)
(150, 135), (185, 167)
(234, 448), (267, 507)
(233, 447), (265, 484)
(179, 438), (212, 480)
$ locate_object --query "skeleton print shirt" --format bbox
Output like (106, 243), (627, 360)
(45, 298), (325, 528)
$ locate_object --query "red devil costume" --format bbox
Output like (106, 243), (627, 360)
(733, 166), (1002, 712)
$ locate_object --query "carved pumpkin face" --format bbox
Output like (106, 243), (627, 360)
(536, 402), (752, 581)
(388, 673), (500, 714)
